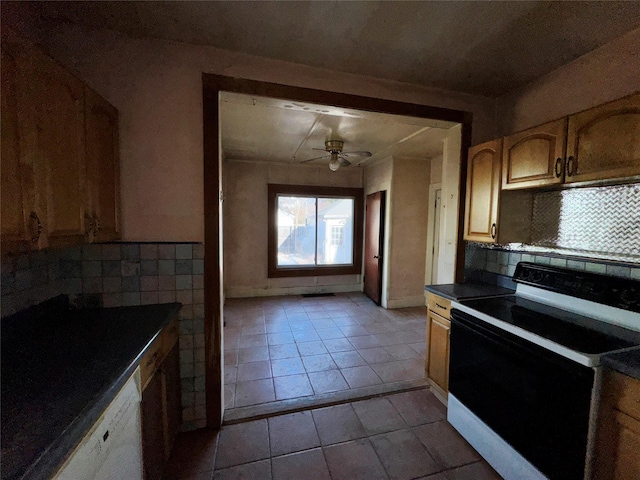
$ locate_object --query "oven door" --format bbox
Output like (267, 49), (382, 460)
(450, 309), (594, 480)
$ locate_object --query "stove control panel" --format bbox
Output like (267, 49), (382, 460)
(513, 262), (640, 313)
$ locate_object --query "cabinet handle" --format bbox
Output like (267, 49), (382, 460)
(554, 158), (563, 178)
(29, 212), (43, 243)
(84, 213), (93, 242)
(566, 156), (575, 176)
(435, 303), (447, 310)
(491, 223), (496, 239)
(93, 215), (102, 232)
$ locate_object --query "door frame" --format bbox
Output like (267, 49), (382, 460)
(202, 73), (473, 428)
(425, 183), (442, 289)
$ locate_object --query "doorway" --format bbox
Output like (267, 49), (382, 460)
(203, 74), (472, 428)
(364, 191), (386, 305)
(424, 187), (442, 285)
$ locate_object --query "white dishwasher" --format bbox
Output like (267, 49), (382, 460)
(54, 369), (143, 480)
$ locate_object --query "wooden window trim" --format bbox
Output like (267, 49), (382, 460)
(268, 184), (364, 278)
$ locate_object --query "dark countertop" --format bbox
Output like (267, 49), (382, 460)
(601, 348), (640, 380)
(424, 283), (515, 301)
(1, 297), (182, 480)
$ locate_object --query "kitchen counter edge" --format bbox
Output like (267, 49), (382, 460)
(7, 302), (182, 480)
(424, 283), (515, 302)
(601, 348), (640, 381)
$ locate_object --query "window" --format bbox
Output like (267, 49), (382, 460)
(268, 184), (364, 277)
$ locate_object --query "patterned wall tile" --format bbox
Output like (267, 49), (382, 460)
(0, 242), (206, 431)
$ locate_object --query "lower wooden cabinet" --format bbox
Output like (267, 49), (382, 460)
(426, 293), (451, 403)
(141, 370), (165, 480)
(593, 369), (640, 480)
(140, 319), (182, 480)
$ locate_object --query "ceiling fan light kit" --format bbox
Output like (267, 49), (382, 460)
(328, 154), (341, 171)
(301, 139), (372, 171)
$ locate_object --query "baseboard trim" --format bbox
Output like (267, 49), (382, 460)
(225, 284), (362, 298)
(386, 295), (427, 308)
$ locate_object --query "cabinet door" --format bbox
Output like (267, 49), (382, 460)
(1, 44), (29, 254)
(84, 86), (121, 242)
(502, 118), (567, 190)
(609, 410), (640, 480)
(594, 370), (640, 480)
(566, 92), (640, 183)
(464, 139), (502, 242)
(16, 43), (87, 249)
(427, 310), (450, 393)
(163, 342), (182, 458)
(141, 371), (165, 480)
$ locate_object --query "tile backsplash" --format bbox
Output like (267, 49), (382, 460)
(465, 242), (640, 282)
(1, 242), (206, 431)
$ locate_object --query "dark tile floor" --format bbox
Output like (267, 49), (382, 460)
(164, 389), (502, 480)
(223, 293), (427, 412)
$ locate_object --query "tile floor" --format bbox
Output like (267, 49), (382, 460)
(164, 389), (502, 480)
(223, 293), (427, 412)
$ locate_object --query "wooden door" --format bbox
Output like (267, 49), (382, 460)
(1, 43), (29, 254)
(463, 139), (502, 243)
(566, 92), (640, 183)
(141, 371), (165, 480)
(364, 191), (385, 305)
(85, 86), (121, 242)
(502, 118), (567, 190)
(427, 310), (450, 393)
(16, 43), (87, 249)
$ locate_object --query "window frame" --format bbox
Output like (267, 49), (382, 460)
(268, 184), (364, 278)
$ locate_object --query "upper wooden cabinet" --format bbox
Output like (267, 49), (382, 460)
(502, 118), (568, 190)
(566, 92), (640, 184)
(16, 42), (87, 250)
(1, 44), (30, 254)
(500, 92), (640, 191)
(464, 139), (502, 242)
(85, 86), (121, 242)
(0, 39), (120, 255)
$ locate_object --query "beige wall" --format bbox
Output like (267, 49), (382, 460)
(222, 159), (363, 297)
(497, 27), (640, 136)
(386, 157), (431, 308)
(17, 22), (495, 242)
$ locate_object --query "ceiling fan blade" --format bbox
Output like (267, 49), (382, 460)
(341, 151), (372, 158)
(338, 157), (352, 167)
(300, 154), (329, 163)
(312, 147), (328, 152)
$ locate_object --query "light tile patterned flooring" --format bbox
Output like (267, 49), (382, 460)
(223, 293), (428, 411)
(165, 389), (502, 480)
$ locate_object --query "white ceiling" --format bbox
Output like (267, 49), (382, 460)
(7, 1), (639, 168)
(7, 1), (640, 97)
(220, 93), (457, 167)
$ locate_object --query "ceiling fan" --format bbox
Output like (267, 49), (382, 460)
(300, 140), (372, 171)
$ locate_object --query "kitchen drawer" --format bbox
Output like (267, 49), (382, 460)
(427, 293), (451, 319)
(603, 369), (640, 420)
(140, 334), (164, 389)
